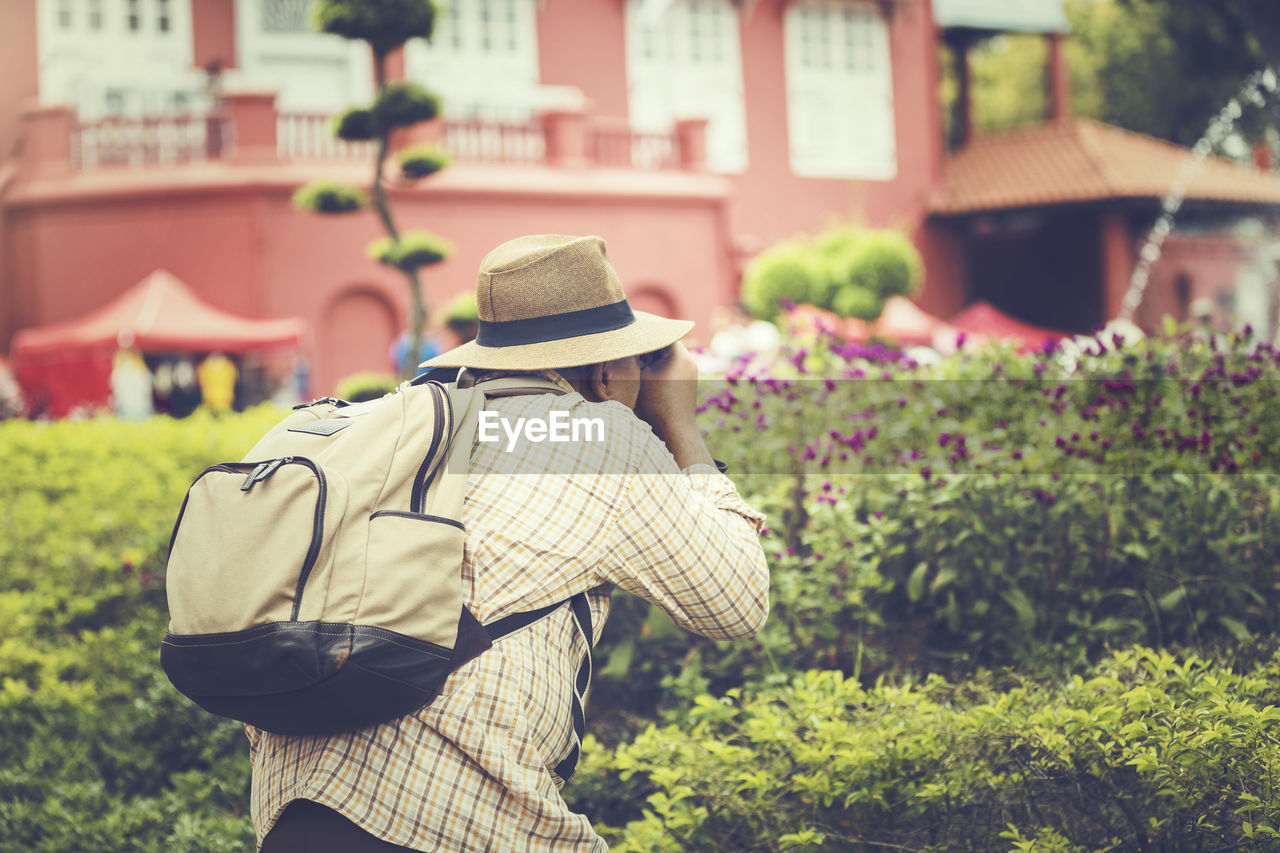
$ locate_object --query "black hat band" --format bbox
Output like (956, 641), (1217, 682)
(475, 299), (636, 347)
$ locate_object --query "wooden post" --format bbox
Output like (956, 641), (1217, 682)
(1047, 32), (1072, 125)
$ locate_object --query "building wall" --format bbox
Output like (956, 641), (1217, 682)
(2, 0), (963, 400)
(4, 162), (732, 393)
(0, 0), (40, 159)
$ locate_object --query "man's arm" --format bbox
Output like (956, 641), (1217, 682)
(598, 344), (770, 640)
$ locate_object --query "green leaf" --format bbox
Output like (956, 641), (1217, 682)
(907, 561), (929, 602)
(600, 639), (634, 680)
(1001, 588), (1036, 633)
(1219, 616), (1251, 640)
(1157, 586), (1187, 612)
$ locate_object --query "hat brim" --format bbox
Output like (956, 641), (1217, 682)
(420, 310), (694, 371)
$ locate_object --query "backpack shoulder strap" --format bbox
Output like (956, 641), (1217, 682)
(415, 375), (566, 518)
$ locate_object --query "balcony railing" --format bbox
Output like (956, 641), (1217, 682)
(24, 94), (706, 177)
(70, 112), (228, 170)
(438, 118), (547, 166)
(277, 112), (376, 162)
(587, 119), (681, 170)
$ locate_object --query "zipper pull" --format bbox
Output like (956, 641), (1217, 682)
(240, 457), (289, 491)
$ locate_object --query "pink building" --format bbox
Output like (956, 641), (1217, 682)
(3, 0), (1279, 404)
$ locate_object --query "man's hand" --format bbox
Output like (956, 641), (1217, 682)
(635, 342), (715, 469)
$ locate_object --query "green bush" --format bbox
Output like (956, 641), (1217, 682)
(570, 645), (1280, 852)
(740, 240), (822, 322)
(291, 180), (367, 214)
(331, 106), (376, 142)
(335, 371), (398, 403)
(741, 225), (923, 323)
(397, 143), (451, 180)
(371, 82), (440, 132)
(313, 0), (437, 57)
(366, 230), (453, 271)
(0, 409), (279, 851)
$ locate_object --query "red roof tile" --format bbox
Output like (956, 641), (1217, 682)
(931, 118), (1280, 214)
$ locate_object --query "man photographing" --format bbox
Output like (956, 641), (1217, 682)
(250, 234), (770, 851)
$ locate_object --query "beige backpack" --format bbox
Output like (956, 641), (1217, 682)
(160, 374), (589, 742)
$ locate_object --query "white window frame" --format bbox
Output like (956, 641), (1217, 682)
(783, 0), (897, 180)
(38, 0), (204, 118)
(230, 0), (372, 114)
(624, 0), (748, 173)
(405, 0), (542, 121)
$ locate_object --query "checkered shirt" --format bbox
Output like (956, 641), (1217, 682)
(247, 373), (770, 851)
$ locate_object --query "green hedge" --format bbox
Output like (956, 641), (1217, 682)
(570, 644), (1280, 852)
(4, 329), (1280, 850)
(0, 409), (279, 852)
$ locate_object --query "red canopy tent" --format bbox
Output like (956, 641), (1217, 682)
(948, 301), (1069, 353)
(11, 270), (306, 417)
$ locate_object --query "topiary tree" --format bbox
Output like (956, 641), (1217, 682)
(291, 0), (454, 379)
(741, 224), (924, 324)
(739, 240), (824, 322)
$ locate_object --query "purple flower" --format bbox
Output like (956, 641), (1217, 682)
(921, 467), (932, 481)
(939, 432), (952, 448)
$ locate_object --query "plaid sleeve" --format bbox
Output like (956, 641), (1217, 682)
(598, 426), (770, 640)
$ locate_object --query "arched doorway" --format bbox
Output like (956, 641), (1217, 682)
(318, 286), (399, 394)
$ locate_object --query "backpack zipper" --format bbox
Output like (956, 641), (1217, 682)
(283, 457), (327, 621)
(410, 382), (449, 514)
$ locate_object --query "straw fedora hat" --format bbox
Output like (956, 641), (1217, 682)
(420, 234), (693, 371)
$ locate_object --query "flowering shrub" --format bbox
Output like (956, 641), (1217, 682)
(589, 323), (1280, 720)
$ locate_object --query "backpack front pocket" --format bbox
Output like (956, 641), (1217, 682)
(166, 458), (349, 634)
(360, 511), (467, 650)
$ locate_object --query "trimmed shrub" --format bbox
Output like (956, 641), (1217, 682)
(313, 0), (437, 57)
(0, 408), (280, 851)
(366, 230), (453, 271)
(741, 240), (822, 322)
(398, 144), (452, 180)
(331, 106), (377, 142)
(291, 180), (367, 214)
(742, 224), (923, 323)
(371, 82), (440, 132)
(571, 645), (1280, 852)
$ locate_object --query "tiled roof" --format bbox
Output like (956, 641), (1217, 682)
(931, 118), (1280, 215)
